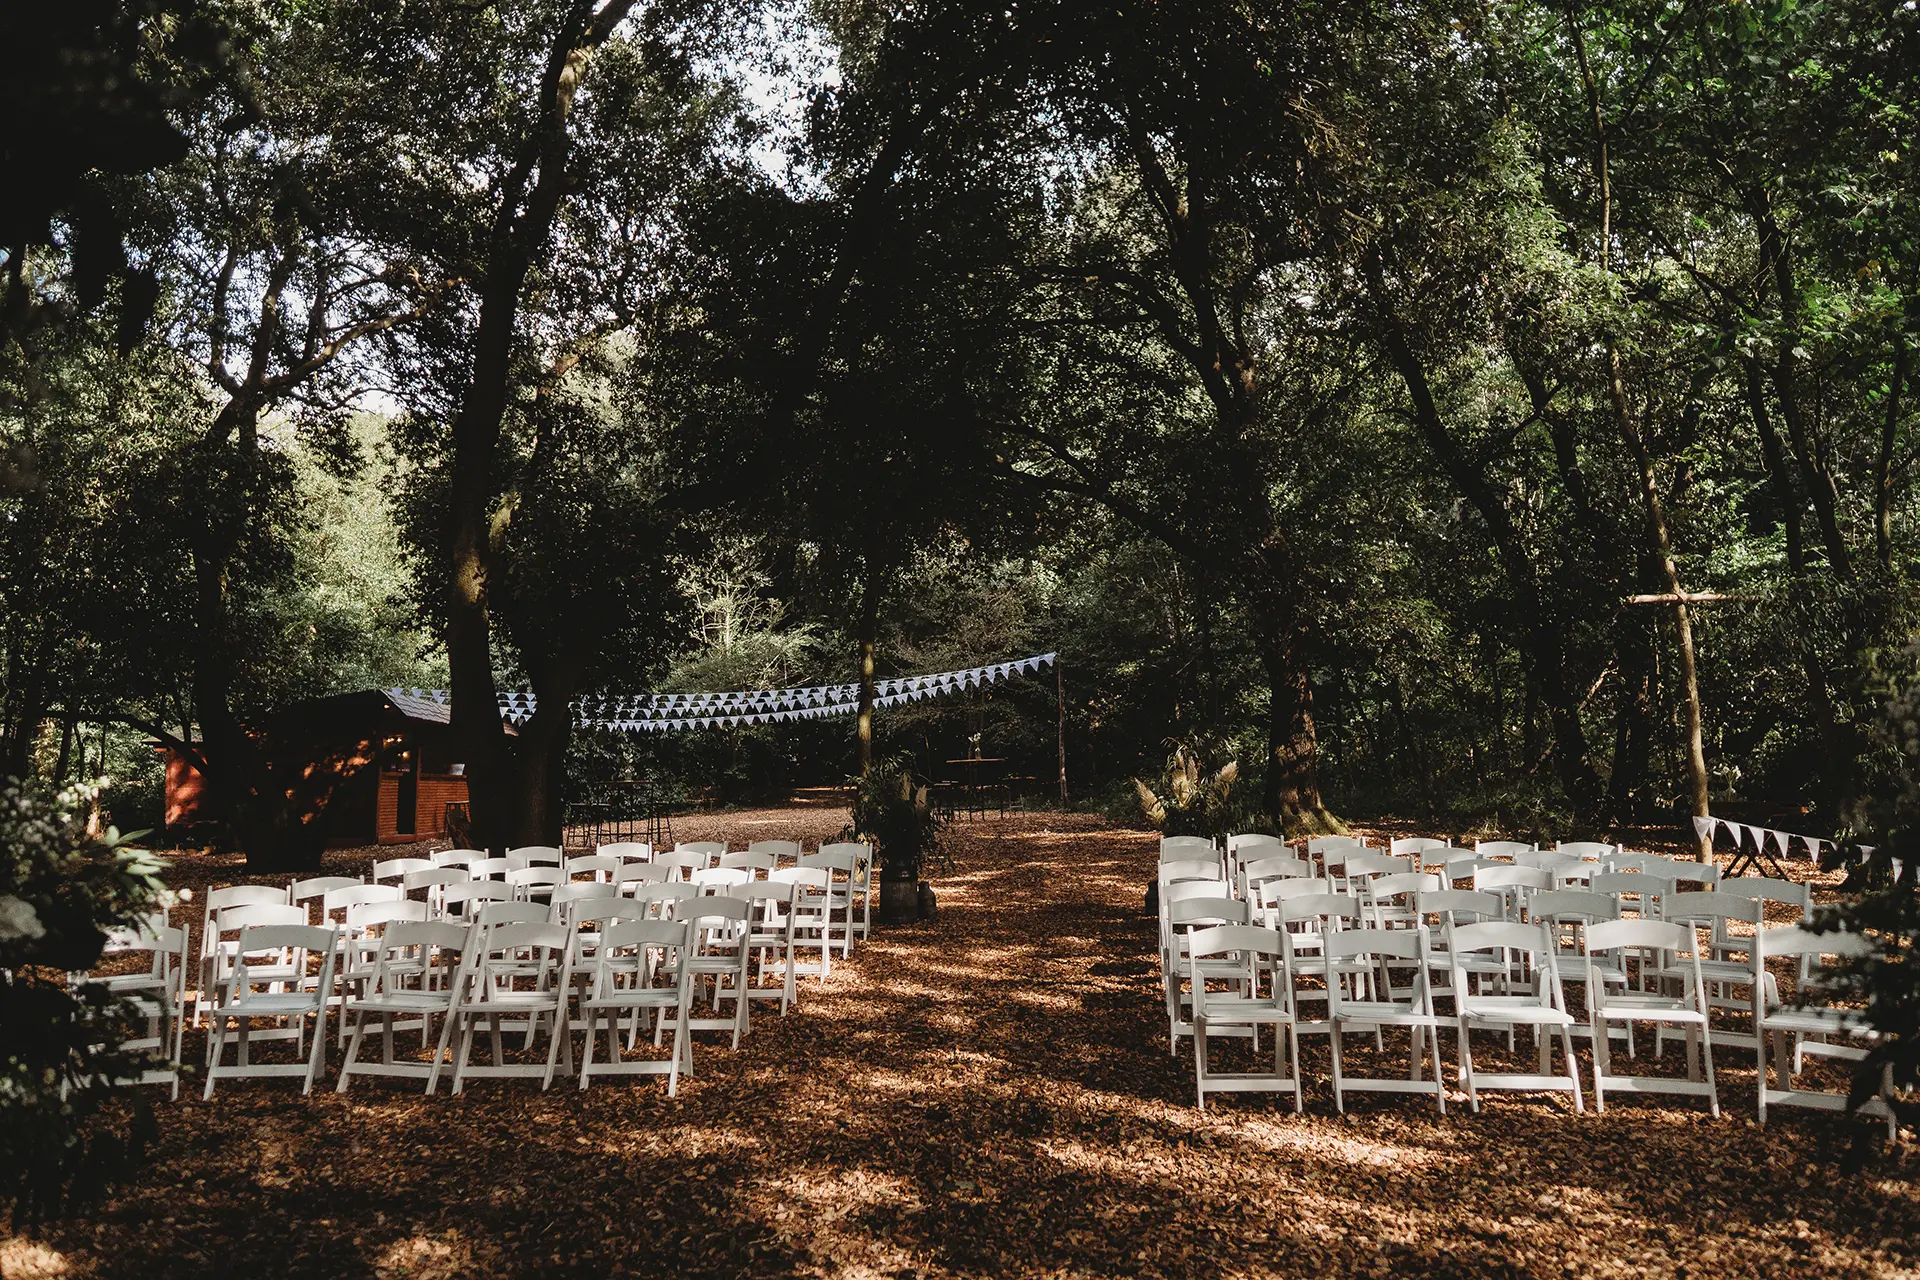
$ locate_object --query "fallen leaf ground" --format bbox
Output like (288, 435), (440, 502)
(5, 809), (1918, 1279)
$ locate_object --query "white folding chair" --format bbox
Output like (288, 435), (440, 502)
(1475, 840), (1535, 860)
(80, 919), (188, 1097)
(577, 919), (695, 1093)
(800, 849), (860, 958)
(506, 866), (566, 904)
(1473, 864), (1550, 920)
(1239, 854), (1313, 902)
(1449, 920), (1584, 1113)
(821, 841), (874, 941)
(1325, 926), (1447, 1113)
(1164, 895), (1252, 1053)
(768, 868), (833, 982)
(431, 848), (489, 869)
(1186, 924), (1300, 1111)
(672, 895), (753, 1047)
(718, 851), (780, 878)
(288, 877), (359, 923)
(336, 920), (469, 1093)
(470, 856), (512, 881)
(1584, 919), (1718, 1116)
(204, 924), (338, 1097)
(440, 879), (510, 924)
(1160, 835), (1217, 861)
(1753, 926), (1895, 1137)
(438, 921), (574, 1092)
(692, 866), (752, 894)
(202, 902), (308, 1045)
(741, 880), (800, 1021)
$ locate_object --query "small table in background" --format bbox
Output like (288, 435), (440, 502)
(945, 757), (1007, 820)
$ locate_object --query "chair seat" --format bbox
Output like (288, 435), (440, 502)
(457, 993), (560, 1011)
(1336, 1001), (1435, 1024)
(583, 991), (680, 1011)
(1597, 996), (1705, 1022)
(1764, 1008), (1875, 1038)
(216, 994), (323, 1017)
(1461, 998), (1575, 1027)
(349, 993), (451, 1014)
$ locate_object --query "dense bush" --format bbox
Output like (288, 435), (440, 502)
(1, 780), (176, 1219)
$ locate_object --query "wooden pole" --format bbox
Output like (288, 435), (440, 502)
(1056, 659), (1068, 804)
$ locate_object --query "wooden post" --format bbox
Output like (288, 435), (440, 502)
(1056, 659), (1067, 804)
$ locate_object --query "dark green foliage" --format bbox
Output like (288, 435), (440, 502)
(0, 781), (174, 1219)
(844, 757), (943, 882)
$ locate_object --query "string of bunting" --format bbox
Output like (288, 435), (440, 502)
(1691, 814), (1853, 862)
(389, 651), (1057, 734)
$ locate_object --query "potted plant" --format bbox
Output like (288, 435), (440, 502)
(845, 759), (944, 923)
(1133, 745), (1238, 839)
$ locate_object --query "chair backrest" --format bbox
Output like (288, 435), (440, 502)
(1306, 835), (1370, 856)
(1389, 837), (1449, 857)
(594, 918), (690, 981)
(1160, 835), (1217, 858)
(1553, 840), (1616, 860)
(1365, 872), (1441, 902)
(1450, 919), (1552, 960)
(474, 922), (569, 983)
(322, 884), (405, 921)
(564, 854), (621, 881)
(1716, 875), (1811, 916)
(1529, 889), (1619, 923)
(432, 848), (488, 868)
(215, 902), (307, 933)
(1240, 855), (1313, 892)
(768, 867), (829, 890)
(1343, 853), (1413, 883)
(506, 845), (563, 869)
(1158, 858), (1225, 886)
(657, 851), (711, 878)
(820, 842), (873, 882)
(1416, 889), (1503, 927)
(1164, 879), (1237, 909)
(1226, 832), (1284, 856)
(471, 857), (511, 880)
(1753, 925), (1876, 988)
(506, 867), (566, 897)
(1662, 890), (1760, 927)
(751, 839), (805, 861)
(596, 841), (652, 862)
(800, 849), (859, 873)
(1324, 924), (1428, 965)
(1256, 877), (1335, 909)
(1167, 896), (1250, 929)
(628, 882), (700, 915)
(288, 876), (359, 905)
(208, 884), (292, 914)
(675, 894), (752, 926)
(674, 841), (728, 861)
(745, 880), (799, 918)
(372, 857), (433, 883)
(1474, 840), (1535, 860)
(1277, 893), (1360, 928)
(476, 901), (550, 928)
(1516, 850), (1584, 873)
(615, 863), (668, 890)
(404, 867), (467, 893)
(692, 867), (752, 892)
(551, 881), (618, 909)
(1473, 865), (1551, 893)
(719, 851), (779, 874)
(1586, 917), (1695, 958)
(440, 880), (510, 919)
(345, 899), (429, 932)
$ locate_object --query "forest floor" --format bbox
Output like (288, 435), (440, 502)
(5, 809), (1918, 1279)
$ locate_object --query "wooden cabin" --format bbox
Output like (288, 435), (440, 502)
(160, 689), (485, 845)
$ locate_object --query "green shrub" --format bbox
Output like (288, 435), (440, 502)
(2, 780), (176, 1219)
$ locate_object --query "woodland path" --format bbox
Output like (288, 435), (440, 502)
(5, 809), (1918, 1279)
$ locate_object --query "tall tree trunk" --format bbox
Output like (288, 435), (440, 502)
(854, 573), (880, 774)
(1567, 10), (1710, 856)
(1260, 637), (1324, 830)
(509, 651), (588, 846)
(442, 1), (637, 852)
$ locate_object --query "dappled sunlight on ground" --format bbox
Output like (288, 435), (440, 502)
(5, 809), (1918, 1277)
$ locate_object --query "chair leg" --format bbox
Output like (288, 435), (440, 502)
(1591, 1015), (1610, 1114)
(1562, 1025), (1584, 1113)
(1330, 1025), (1347, 1114)
(303, 1010), (328, 1095)
(337, 1013), (367, 1094)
